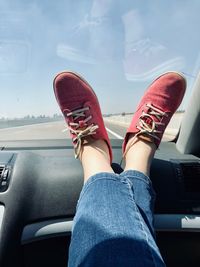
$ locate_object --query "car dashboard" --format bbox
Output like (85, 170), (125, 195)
(0, 139), (200, 266)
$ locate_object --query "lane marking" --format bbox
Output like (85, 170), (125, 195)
(106, 127), (123, 139)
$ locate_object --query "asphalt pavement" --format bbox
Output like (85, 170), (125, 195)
(0, 119), (176, 142)
(0, 120), (127, 141)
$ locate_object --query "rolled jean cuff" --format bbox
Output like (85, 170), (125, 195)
(122, 170), (152, 184)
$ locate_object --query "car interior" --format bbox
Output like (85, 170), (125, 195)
(0, 73), (200, 267)
(1, 1), (200, 267)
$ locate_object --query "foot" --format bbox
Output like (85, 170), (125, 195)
(123, 71), (186, 156)
(53, 71), (112, 162)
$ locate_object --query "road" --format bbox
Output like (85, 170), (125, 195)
(0, 119), (178, 141)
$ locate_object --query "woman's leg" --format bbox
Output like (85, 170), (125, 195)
(121, 71), (186, 238)
(54, 71), (186, 267)
(122, 72), (186, 231)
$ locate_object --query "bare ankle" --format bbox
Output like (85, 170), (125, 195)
(79, 139), (110, 162)
(126, 133), (156, 153)
(80, 139), (113, 182)
(124, 135), (156, 176)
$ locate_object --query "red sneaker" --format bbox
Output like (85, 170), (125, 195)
(123, 72), (186, 155)
(53, 71), (112, 162)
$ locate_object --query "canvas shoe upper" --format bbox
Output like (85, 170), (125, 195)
(123, 72), (186, 155)
(53, 71), (112, 162)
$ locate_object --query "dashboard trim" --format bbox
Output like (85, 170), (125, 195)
(21, 214), (200, 244)
(0, 205), (4, 235)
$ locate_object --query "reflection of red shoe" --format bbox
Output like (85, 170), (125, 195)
(53, 71), (112, 162)
(123, 72), (186, 154)
(123, 38), (185, 81)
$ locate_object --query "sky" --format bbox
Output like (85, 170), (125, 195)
(0, 0), (200, 118)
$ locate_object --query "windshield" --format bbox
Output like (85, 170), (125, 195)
(0, 0), (199, 141)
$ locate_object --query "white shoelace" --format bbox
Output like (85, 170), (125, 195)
(123, 103), (168, 158)
(64, 107), (99, 158)
(136, 103), (168, 140)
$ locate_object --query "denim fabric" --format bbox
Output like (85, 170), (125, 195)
(68, 170), (166, 267)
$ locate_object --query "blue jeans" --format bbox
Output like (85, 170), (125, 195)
(68, 170), (166, 267)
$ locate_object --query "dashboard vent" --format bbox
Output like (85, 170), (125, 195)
(0, 166), (5, 178)
(0, 165), (10, 192)
(180, 162), (200, 193)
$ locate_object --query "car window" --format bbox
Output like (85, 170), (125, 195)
(0, 0), (199, 140)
